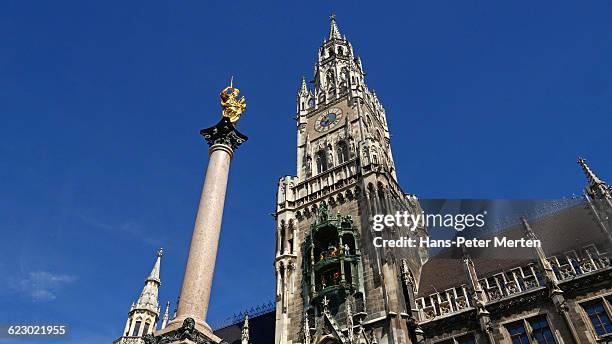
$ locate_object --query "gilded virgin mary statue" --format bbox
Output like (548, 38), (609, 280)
(220, 82), (246, 124)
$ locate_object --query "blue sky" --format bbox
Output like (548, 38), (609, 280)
(1, 1), (611, 343)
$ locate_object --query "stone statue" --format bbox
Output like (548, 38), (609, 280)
(220, 81), (246, 124)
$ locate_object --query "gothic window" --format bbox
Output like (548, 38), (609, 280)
(327, 144), (334, 168)
(506, 321), (529, 344)
(339, 67), (349, 94)
(529, 316), (557, 344)
(328, 48), (334, 56)
(280, 264), (286, 313)
(308, 98), (315, 108)
(583, 299), (612, 336)
(142, 322), (150, 335)
(132, 321), (142, 337)
(337, 141), (349, 164)
(456, 335), (476, 344)
(506, 315), (557, 344)
(306, 155), (312, 177)
(326, 70), (335, 87)
(280, 226), (286, 254)
(376, 129), (383, 143)
(316, 150), (328, 174)
(338, 46), (344, 55)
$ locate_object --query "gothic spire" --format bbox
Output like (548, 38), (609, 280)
(147, 248), (163, 283)
(134, 248), (163, 314)
(241, 314), (250, 344)
(578, 157), (607, 186)
(299, 76), (308, 94)
(115, 249), (164, 343)
(329, 13), (342, 40)
(578, 157), (612, 200)
(161, 301), (170, 329)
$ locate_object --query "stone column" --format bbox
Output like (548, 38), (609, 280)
(157, 117), (247, 344)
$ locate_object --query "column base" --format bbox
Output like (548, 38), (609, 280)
(145, 317), (226, 344)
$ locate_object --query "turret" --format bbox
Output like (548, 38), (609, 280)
(578, 157), (612, 202)
(114, 249), (164, 343)
(241, 314), (250, 344)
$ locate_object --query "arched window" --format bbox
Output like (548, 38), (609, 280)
(280, 226), (286, 254)
(338, 46), (344, 55)
(142, 322), (150, 335)
(306, 155), (312, 176)
(337, 141), (349, 164)
(316, 150), (328, 174)
(132, 321), (142, 337)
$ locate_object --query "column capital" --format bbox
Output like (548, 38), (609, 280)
(200, 117), (248, 152)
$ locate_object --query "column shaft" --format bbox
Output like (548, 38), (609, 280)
(176, 144), (233, 324)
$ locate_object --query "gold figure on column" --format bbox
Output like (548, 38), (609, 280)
(220, 78), (246, 124)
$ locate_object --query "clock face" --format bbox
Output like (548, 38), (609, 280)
(314, 108), (343, 132)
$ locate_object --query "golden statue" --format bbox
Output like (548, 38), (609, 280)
(220, 78), (246, 124)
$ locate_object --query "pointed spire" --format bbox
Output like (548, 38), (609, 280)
(241, 314), (250, 344)
(146, 248), (163, 283)
(346, 298), (354, 343)
(134, 249), (163, 314)
(329, 13), (342, 40)
(578, 157), (606, 186)
(161, 301), (170, 329)
(578, 157), (611, 201)
(303, 311), (311, 344)
(299, 76), (308, 94)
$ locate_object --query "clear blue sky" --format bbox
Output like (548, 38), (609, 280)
(1, 1), (611, 343)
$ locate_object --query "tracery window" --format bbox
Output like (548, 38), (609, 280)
(583, 299), (612, 337)
(505, 315), (557, 344)
(132, 321), (141, 337)
(316, 150), (328, 174)
(142, 322), (150, 335)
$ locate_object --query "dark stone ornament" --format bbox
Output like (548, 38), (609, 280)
(200, 117), (248, 151)
(147, 317), (227, 344)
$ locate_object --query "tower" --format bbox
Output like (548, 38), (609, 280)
(579, 157), (612, 244)
(115, 249), (164, 343)
(275, 15), (427, 344)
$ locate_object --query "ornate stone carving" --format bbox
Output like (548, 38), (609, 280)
(145, 318), (228, 344)
(200, 117), (248, 151)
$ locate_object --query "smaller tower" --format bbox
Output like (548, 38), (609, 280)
(161, 301), (170, 330)
(578, 157), (612, 202)
(241, 314), (250, 344)
(114, 249), (164, 343)
(579, 157), (612, 244)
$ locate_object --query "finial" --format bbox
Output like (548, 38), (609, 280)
(322, 296), (330, 311)
(300, 76), (308, 92)
(157, 248), (164, 257)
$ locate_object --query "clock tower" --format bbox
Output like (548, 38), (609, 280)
(274, 15), (428, 344)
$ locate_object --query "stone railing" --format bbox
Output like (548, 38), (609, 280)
(417, 285), (471, 321)
(416, 244), (610, 322)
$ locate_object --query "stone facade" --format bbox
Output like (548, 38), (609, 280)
(273, 15), (612, 344)
(274, 15), (428, 344)
(114, 14), (612, 344)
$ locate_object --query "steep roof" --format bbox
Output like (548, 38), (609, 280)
(214, 311), (275, 344)
(416, 203), (607, 297)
